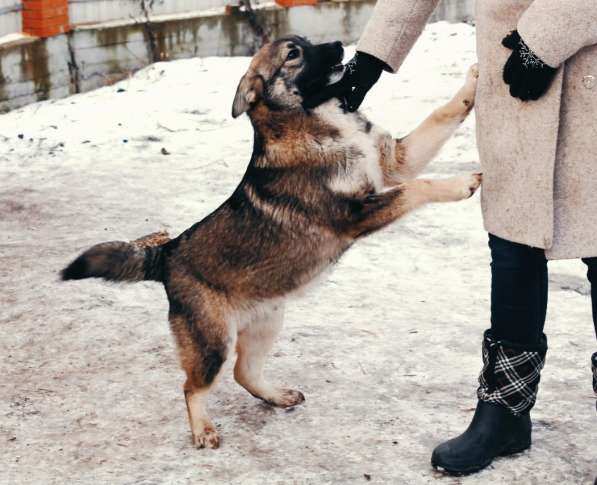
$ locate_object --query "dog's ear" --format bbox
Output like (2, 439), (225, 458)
(232, 74), (263, 118)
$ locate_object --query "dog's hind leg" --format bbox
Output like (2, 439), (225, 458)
(234, 303), (305, 408)
(391, 64), (479, 180)
(169, 303), (233, 449)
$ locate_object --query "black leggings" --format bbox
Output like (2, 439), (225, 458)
(489, 234), (597, 345)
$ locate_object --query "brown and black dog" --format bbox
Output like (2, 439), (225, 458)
(62, 36), (481, 449)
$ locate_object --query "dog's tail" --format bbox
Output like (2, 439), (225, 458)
(61, 231), (170, 283)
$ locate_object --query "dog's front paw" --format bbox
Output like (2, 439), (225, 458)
(442, 173), (482, 201)
(469, 172), (482, 196)
(460, 64), (479, 111)
(192, 425), (220, 449)
(468, 63), (480, 81)
(461, 172), (482, 199)
(264, 388), (305, 408)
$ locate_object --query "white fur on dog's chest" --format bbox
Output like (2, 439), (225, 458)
(314, 102), (385, 195)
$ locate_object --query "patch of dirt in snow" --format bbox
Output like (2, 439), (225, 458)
(1, 23), (595, 485)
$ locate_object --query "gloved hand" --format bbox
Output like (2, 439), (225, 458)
(302, 51), (386, 111)
(502, 30), (558, 102)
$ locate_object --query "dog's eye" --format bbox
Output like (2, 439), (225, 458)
(287, 49), (300, 61)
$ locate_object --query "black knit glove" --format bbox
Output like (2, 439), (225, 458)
(502, 30), (558, 102)
(302, 51), (385, 111)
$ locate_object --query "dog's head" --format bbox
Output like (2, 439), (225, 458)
(232, 36), (344, 118)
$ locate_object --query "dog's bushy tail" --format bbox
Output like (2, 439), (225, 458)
(61, 231), (170, 283)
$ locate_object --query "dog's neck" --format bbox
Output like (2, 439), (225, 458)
(248, 103), (307, 138)
(247, 101), (346, 168)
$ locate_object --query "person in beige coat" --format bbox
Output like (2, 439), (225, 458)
(304, 0), (597, 476)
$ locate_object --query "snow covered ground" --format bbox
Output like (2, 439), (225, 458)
(1, 22), (595, 484)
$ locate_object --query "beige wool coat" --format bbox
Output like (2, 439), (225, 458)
(358, 0), (597, 259)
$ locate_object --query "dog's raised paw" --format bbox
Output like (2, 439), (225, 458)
(461, 172), (483, 199)
(468, 63), (480, 80)
(468, 173), (482, 197)
(193, 426), (220, 449)
(441, 173), (482, 201)
(460, 64), (479, 110)
(265, 388), (305, 408)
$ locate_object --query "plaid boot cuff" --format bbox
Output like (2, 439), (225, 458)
(477, 330), (548, 416)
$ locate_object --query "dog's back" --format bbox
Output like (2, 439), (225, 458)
(63, 99), (387, 301)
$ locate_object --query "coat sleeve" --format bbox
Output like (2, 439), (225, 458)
(518, 0), (597, 68)
(356, 0), (441, 73)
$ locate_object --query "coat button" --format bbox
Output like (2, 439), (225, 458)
(583, 75), (595, 89)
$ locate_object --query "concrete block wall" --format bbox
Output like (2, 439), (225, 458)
(72, 23), (151, 93)
(68, 0), (142, 25)
(0, 0), (381, 111)
(67, 0), (233, 26)
(70, 1), (378, 94)
(149, 1), (377, 59)
(0, 34), (71, 109)
(0, 2), (23, 38)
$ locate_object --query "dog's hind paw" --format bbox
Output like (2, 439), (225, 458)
(192, 426), (220, 449)
(263, 388), (305, 408)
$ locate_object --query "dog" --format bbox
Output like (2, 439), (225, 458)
(62, 36), (481, 449)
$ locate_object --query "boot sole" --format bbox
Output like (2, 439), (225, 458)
(498, 440), (531, 457)
(431, 441), (531, 476)
(431, 458), (492, 476)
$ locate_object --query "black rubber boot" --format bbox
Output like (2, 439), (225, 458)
(591, 352), (597, 410)
(431, 330), (547, 475)
(431, 400), (531, 475)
